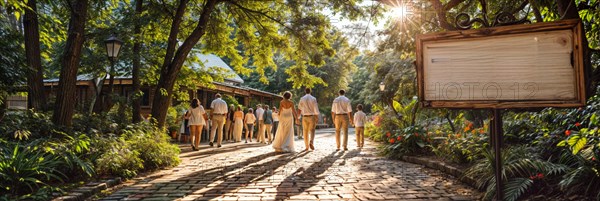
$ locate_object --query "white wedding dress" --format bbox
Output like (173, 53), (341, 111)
(272, 107), (295, 152)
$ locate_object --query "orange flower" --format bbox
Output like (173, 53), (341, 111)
(389, 138), (395, 144)
(456, 134), (461, 138)
(386, 132), (391, 138)
(479, 129), (485, 134)
(537, 173), (544, 179)
(593, 157), (596, 161)
(565, 130), (571, 136)
(415, 133), (419, 137)
(397, 136), (402, 141)
(575, 122), (581, 127)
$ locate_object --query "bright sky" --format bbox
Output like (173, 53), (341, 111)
(326, 0), (404, 50)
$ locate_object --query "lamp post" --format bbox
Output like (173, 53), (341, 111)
(100, 33), (123, 111)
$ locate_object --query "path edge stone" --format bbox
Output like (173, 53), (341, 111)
(400, 155), (478, 189)
(51, 177), (122, 201)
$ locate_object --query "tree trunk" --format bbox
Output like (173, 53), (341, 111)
(151, 0), (218, 128)
(52, 0), (88, 127)
(132, 0), (143, 123)
(23, 0), (46, 111)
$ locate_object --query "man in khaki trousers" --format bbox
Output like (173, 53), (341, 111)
(210, 93), (228, 148)
(298, 87), (319, 151)
(331, 89), (353, 151)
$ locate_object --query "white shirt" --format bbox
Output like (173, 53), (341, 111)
(210, 98), (228, 114)
(273, 111), (279, 122)
(332, 95), (352, 114)
(256, 108), (264, 120)
(298, 94), (320, 116)
(353, 111), (367, 127)
(245, 113), (256, 124)
(188, 106), (206, 125)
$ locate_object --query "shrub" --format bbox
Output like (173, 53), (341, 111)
(464, 146), (567, 201)
(94, 122), (180, 178)
(0, 134), (94, 198)
(382, 125), (433, 157)
(432, 131), (487, 164)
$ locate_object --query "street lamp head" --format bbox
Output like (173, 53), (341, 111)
(104, 33), (123, 63)
(379, 82), (386, 92)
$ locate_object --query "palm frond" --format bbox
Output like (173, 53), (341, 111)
(504, 177), (534, 201)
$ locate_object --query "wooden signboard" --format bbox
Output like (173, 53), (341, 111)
(416, 19), (585, 109)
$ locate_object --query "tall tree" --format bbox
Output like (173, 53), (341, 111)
(52, 0), (89, 126)
(23, 0), (46, 111)
(132, 0), (143, 123)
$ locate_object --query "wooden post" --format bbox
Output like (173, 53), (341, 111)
(491, 109), (504, 200)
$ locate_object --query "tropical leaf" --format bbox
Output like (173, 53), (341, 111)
(567, 135), (588, 155)
(504, 177), (534, 201)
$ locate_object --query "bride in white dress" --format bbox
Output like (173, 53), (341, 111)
(272, 91), (298, 153)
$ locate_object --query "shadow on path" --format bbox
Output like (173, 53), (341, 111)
(198, 151), (310, 200)
(275, 149), (360, 199)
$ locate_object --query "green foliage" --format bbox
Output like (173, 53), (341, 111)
(0, 134), (94, 198)
(94, 122), (180, 178)
(382, 125), (433, 157)
(465, 146), (568, 201)
(0, 22), (26, 106)
(0, 110), (55, 139)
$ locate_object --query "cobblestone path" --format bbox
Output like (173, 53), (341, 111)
(98, 128), (480, 201)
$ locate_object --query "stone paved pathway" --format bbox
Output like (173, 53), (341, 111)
(98, 128), (481, 201)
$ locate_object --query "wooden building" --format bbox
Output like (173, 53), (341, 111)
(9, 53), (281, 114)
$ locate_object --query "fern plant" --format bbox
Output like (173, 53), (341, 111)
(464, 145), (567, 201)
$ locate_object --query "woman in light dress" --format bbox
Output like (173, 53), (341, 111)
(185, 98), (207, 151)
(272, 91), (298, 153)
(233, 105), (244, 142)
(244, 108), (257, 143)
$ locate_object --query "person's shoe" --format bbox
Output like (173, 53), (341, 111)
(217, 144), (222, 148)
(336, 148), (340, 151)
(310, 144), (315, 150)
(304, 148), (310, 152)
(245, 141), (248, 143)
(344, 147), (348, 151)
(191, 145), (196, 151)
(209, 142), (214, 147)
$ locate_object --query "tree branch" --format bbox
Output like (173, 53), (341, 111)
(444, 0), (467, 11)
(429, 0), (458, 30)
(226, 0), (297, 34)
(511, 0), (529, 14)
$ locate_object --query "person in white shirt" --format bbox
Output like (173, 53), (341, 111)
(185, 99), (208, 151)
(209, 93), (228, 148)
(331, 89), (353, 151)
(244, 108), (257, 143)
(298, 87), (319, 151)
(353, 104), (367, 148)
(255, 104), (265, 143)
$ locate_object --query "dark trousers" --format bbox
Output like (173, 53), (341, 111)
(272, 121), (279, 137)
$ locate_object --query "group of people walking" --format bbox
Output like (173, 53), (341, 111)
(180, 88), (368, 153)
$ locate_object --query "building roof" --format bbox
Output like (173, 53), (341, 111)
(43, 54), (280, 98)
(188, 52), (244, 84)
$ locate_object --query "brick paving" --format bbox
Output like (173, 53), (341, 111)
(98, 128), (481, 201)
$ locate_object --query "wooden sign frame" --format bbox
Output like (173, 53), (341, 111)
(416, 19), (585, 109)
